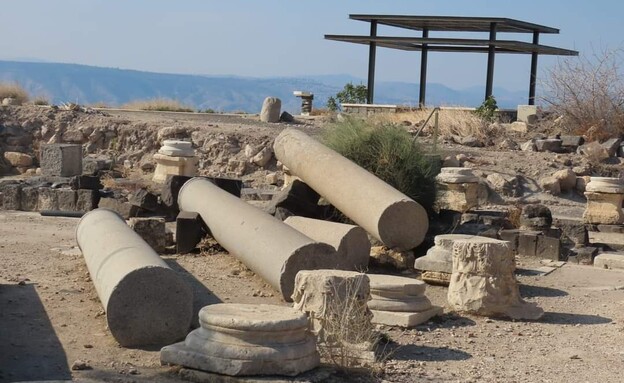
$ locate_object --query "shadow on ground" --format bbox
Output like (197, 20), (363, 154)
(0, 283), (71, 383)
(519, 284), (569, 298)
(165, 258), (222, 328)
(540, 312), (612, 325)
(390, 344), (472, 362)
(418, 313), (477, 330)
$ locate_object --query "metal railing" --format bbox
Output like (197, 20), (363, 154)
(412, 107), (440, 153)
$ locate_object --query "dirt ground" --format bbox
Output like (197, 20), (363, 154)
(1, 211), (623, 383)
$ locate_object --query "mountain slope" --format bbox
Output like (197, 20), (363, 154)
(0, 60), (527, 112)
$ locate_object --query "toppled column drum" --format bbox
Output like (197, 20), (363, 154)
(76, 208), (193, 347)
(274, 128), (428, 250)
(178, 177), (339, 301)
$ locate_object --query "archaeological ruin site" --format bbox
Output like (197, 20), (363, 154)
(1, 11), (624, 383)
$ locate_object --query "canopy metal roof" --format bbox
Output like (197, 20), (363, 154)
(349, 15), (561, 34)
(325, 14), (579, 106)
(324, 35), (578, 56)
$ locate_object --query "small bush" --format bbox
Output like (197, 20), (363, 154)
(32, 96), (50, 106)
(121, 98), (194, 112)
(474, 96), (498, 122)
(542, 47), (624, 139)
(327, 83), (368, 111)
(323, 117), (437, 210)
(0, 82), (29, 104)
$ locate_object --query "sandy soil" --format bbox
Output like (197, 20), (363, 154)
(1, 211), (623, 383)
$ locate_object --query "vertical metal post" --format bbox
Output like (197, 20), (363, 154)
(485, 22), (497, 101)
(367, 21), (377, 104)
(528, 31), (540, 105)
(419, 28), (429, 108)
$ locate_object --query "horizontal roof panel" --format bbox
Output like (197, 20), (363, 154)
(349, 14), (560, 34)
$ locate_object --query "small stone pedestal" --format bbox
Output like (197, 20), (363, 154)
(367, 274), (442, 327)
(583, 177), (624, 225)
(435, 167), (481, 212)
(161, 304), (320, 377)
(414, 234), (476, 286)
(153, 140), (198, 183)
(448, 237), (543, 320)
(293, 91), (314, 116)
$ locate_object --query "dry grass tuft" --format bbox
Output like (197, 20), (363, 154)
(32, 96), (50, 106)
(0, 82), (30, 104)
(121, 98), (194, 112)
(374, 108), (494, 140)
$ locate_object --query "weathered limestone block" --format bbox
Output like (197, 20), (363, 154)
(3, 151), (33, 168)
(292, 270), (377, 364)
(594, 252), (624, 270)
(583, 177), (624, 225)
(76, 189), (99, 212)
(176, 211), (205, 254)
(448, 237), (543, 320)
(517, 105), (537, 124)
(274, 128), (428, 250)
(435, 168), (481, 212)
(20, 186), (39, 211)
(284, 216), (370, 271)
(178, 177), (341, 301)
(153, 153), (198, 183)
(41, 144), (82, 177)
(1, 184), (22, 210)
(56, 189), (77, 211)
(37, 187), (58, 211)
(161, 303), (319, 376)
(260, 97), (282, 123)
(535, 139), (562, 153)
(129, 217), (167, 253)
(414, 234), (475, 285)
(77, 209), (193, 346)
(367, 274), (442, 327)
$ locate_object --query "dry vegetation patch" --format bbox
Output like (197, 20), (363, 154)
(374, 108), (494, 141)
(0, 82), (30, 104)
(121, 98), (194, 112)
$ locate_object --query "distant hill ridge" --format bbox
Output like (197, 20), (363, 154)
(0, 60), (527, 113)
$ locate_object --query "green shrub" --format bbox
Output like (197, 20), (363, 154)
(323, 117), (437, 211)
(327, 83), (368, 111)
(475, 96), (498, 122)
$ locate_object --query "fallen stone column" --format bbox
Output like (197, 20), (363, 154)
(284, 216), (370, 271)
(161, 303), (319, 376)
(178, 178), (338, 301)
(448, 237), (543, 320)
(76, 208), (193, 347)
(274, 128), (428, 250)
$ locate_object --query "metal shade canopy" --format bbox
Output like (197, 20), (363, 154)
(325, 14), (579, 106)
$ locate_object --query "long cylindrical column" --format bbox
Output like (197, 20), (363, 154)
(274, 129), (428, 250)
(284, 216), (370, 271)
(178, 178), (338, 301)
(76, 208), (193, 347)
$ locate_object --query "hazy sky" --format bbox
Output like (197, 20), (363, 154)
(1, 0), (621, 90)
